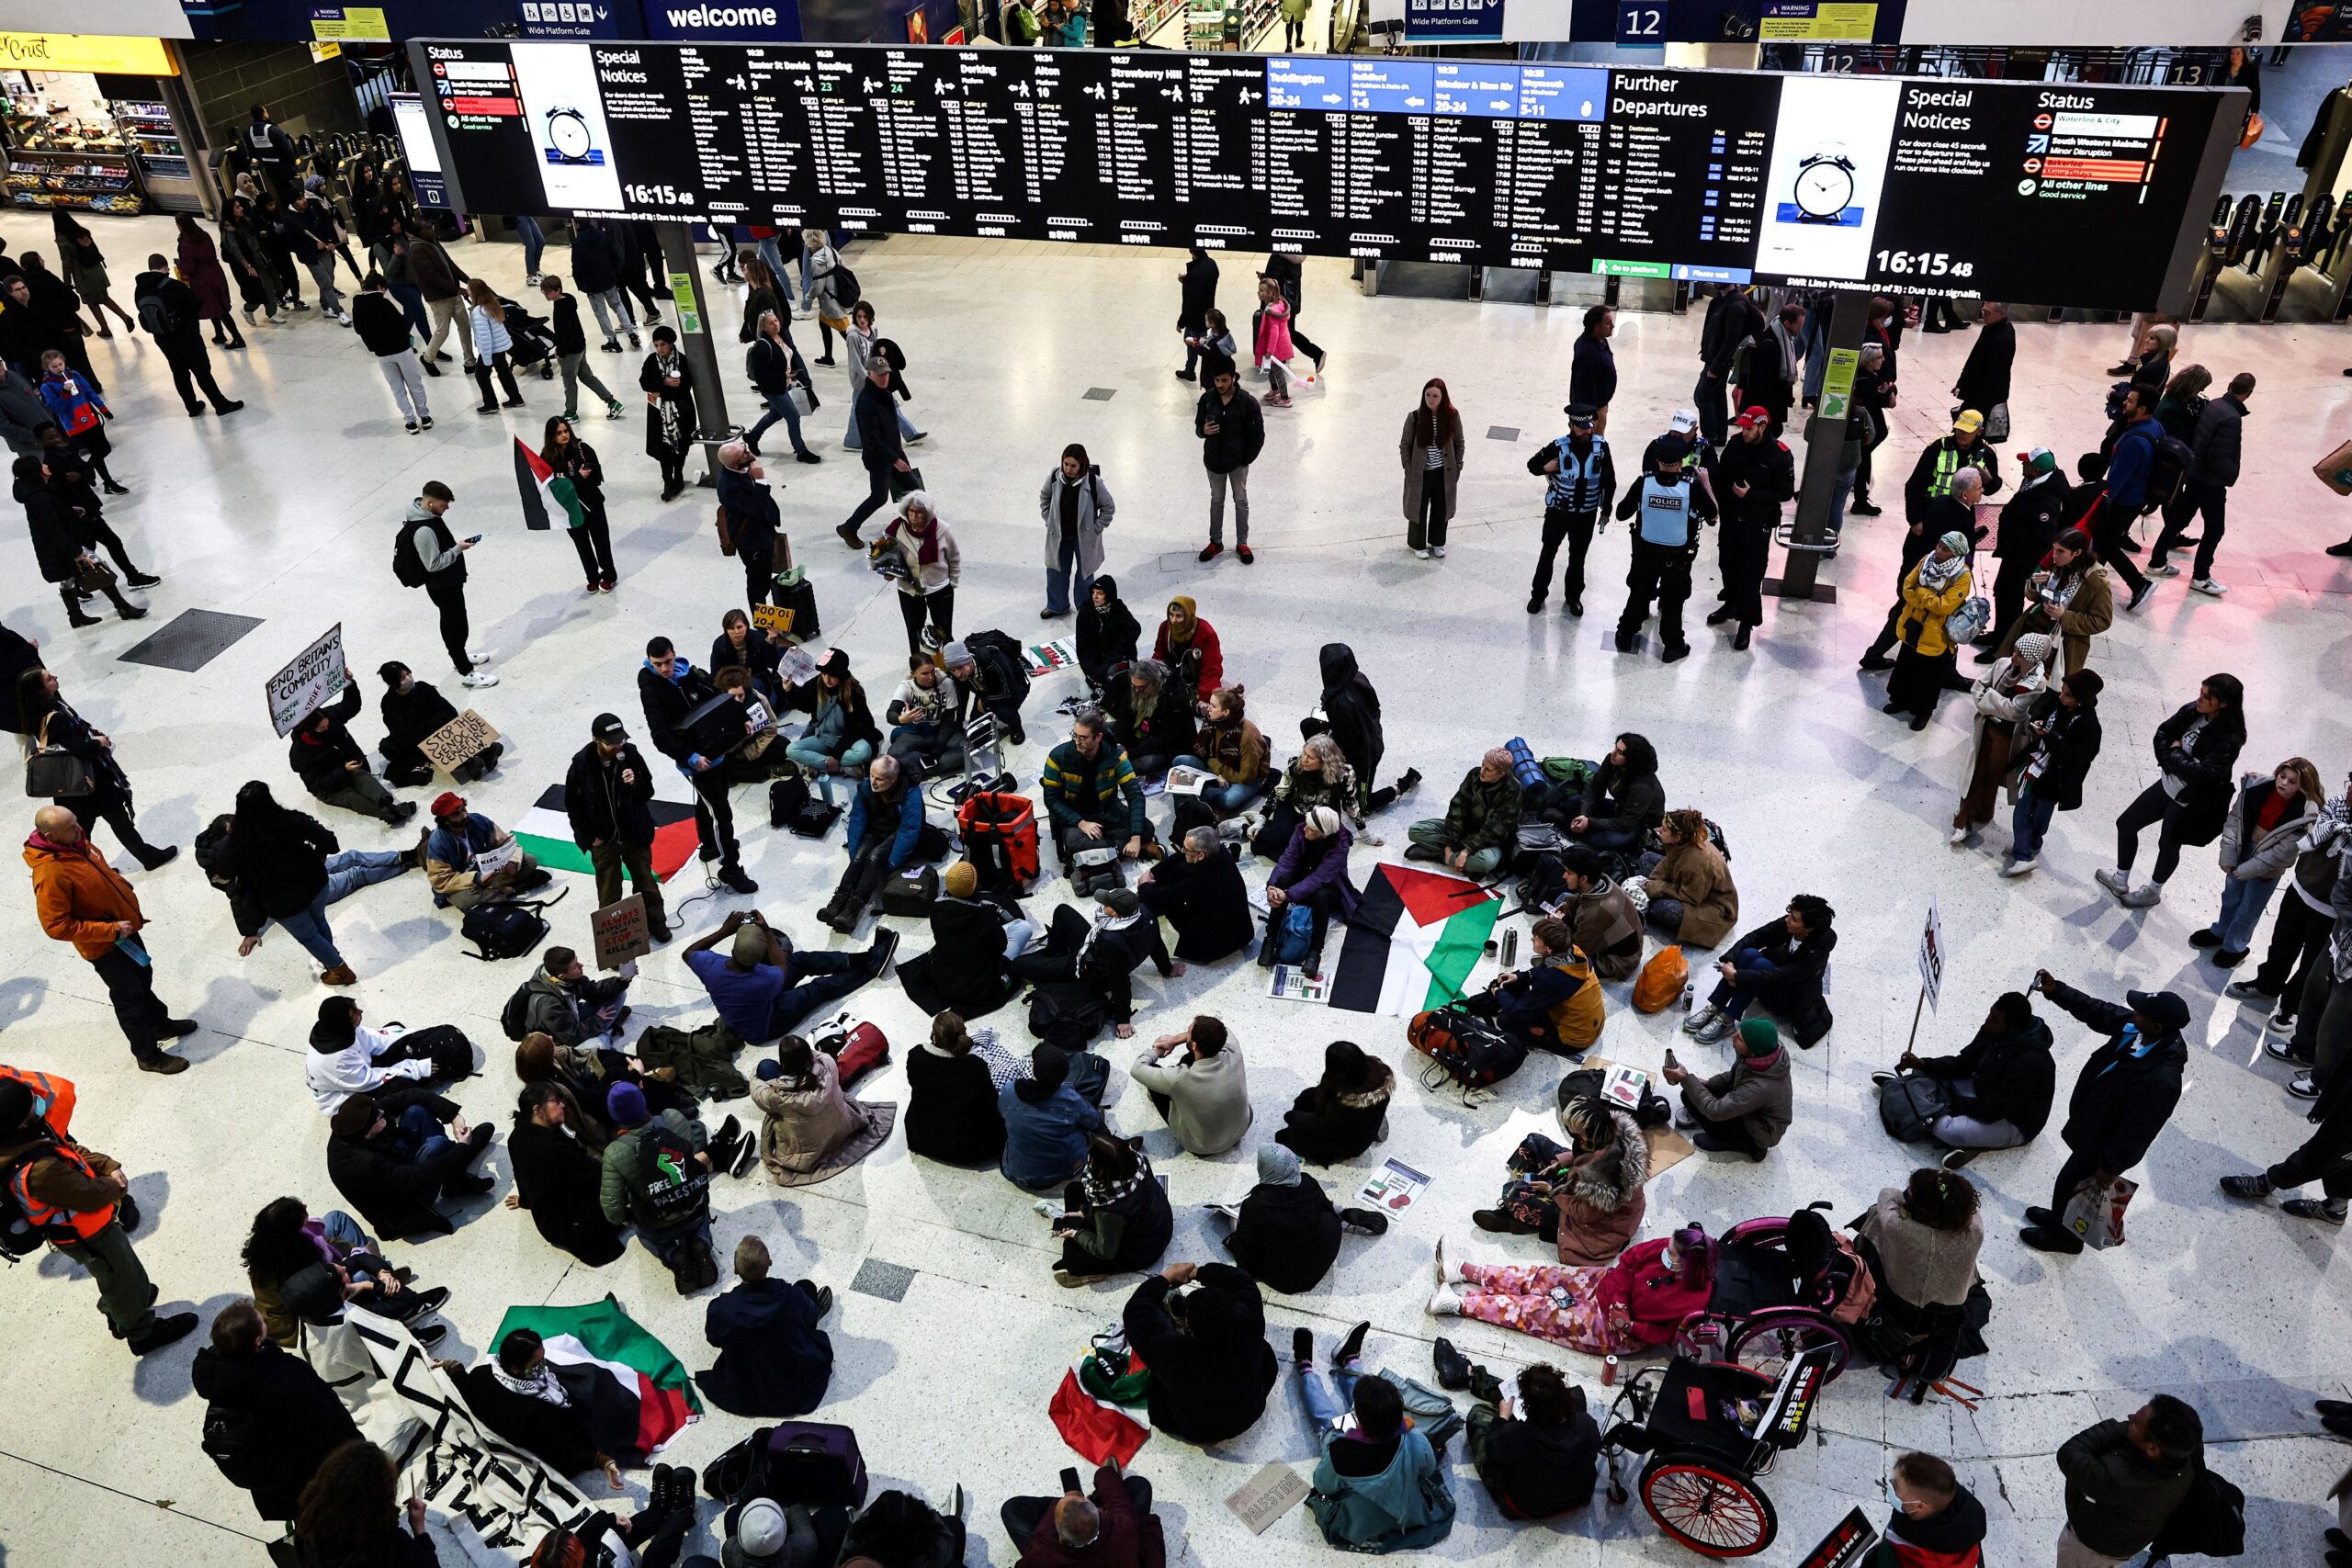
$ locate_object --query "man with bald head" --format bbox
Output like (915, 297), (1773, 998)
(1002, 1457), (1160, 1568)
(25, 807), (198, 1073)
(1405, 748), (1521, 879)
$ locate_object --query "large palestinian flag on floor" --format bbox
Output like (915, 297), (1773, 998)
(1328, 863), (1501, 1016)
(512, 784), (700, 880)
(492, 1295), (700, 1457)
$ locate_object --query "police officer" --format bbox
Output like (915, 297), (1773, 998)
(0, 1074), (196, 1355)
(1524, 403), (1616, 617)
(1611, 430), (1713, 663)
(1708, 407), (1796, 652)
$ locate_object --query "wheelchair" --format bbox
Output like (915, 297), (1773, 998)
(1675, 1205), (1869, 1386)
(1600, 1342), (1833, 1557)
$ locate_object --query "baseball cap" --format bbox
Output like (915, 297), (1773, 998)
(2018, 447), (2056, 476)
(430, 792), (465, 818)
(1953, 409), (1984, 434)
(2126, 989), (2191, 1032)
(591, 713), (627, 742)
(1668, 409), (1699, 434)
(1733, 406), (1770, 430)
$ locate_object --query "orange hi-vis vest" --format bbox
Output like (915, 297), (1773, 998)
(0, 1066), (77, 1136)
(7, 1134), (113, 1242)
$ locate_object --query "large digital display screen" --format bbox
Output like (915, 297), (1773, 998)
(409, 39), (2240, 310)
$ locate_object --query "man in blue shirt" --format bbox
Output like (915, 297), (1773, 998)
(681, 909), (892, 1044)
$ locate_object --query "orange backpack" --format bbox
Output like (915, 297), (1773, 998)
(1632, 945), (1689, 1014)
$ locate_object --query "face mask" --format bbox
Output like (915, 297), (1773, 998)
(1884, 1479), (1908, 1512)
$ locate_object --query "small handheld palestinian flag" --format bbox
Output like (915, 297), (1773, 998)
(516, 436), (582, 533)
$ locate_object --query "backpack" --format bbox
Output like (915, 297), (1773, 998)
(499, 980), (536, 1043)
(1407, 1007), (1527, 1098)
(1272, 904), (1313, 965)
(136, 290), (180, 338)
(0, 1145), (57, 1259)
(631, 1118), (712, 1231)
(1028, 978), (1108, 1052)
(770, 773), (810, 829)
(392, 521), (430, 588)
(200, 1400), (270, 1491)
(826, 261), (862, 310)
(460, 899), (548, 961)
(956, 791), (1040, 890)
(963, 628), (1032, 702)
(2145, 434), (2196, 506)
(1877, 1074), (1951, 1142)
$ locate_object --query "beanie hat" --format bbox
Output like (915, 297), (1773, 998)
(1736, 1018), (1781, 1056)
(605, 1082), (649, 1128)
(940, 639), (971, 667)
(331, 1094), (379, 1138)
(944, 861), (978, 898)
(737, 1499), (788, 1556)
(1305, 806), (1340, 839)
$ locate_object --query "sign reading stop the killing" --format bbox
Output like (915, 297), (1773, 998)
(591, 894), (652, 971)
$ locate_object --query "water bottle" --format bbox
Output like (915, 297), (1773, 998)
(1681, 982), (1695, 1012)
(1500, 929), (1518, 966)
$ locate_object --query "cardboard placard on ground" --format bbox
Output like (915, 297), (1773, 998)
(592, 894), (652, 971)
(266, 622), (345, 738)
(1577, 1059), (1698, 1179)
(751, 604), (796, 635)
(1225, 1462), (1311, 1535)
(420, 709), (501, 774)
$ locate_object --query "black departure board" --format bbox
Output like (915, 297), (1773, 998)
(410, 39), (2241, 310)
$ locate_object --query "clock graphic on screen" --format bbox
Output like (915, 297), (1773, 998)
(543, 107), (596, 165)
(1792, 149), (1858, 223)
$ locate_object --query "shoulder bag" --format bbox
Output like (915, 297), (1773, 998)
(25, 715), (97, 799)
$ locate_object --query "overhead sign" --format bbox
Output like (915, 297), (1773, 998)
(640, 0), (807, 39)
(413, 39), (2241, 310)
(0, 31), (176, 73)
(310, 6), (390, 41)
(266, 624), (345, 739)
(519, 0), (621, 38)
(1405, 0), (1509, 39)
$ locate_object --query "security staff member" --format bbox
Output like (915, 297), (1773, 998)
(1525, 404), (1616, 618)
(0, 1074), (197, 1356)
(1708, 408), (1796, 652)
(638, 637), (759, 896)
(1611, 430), (1713, 663)
(562, 712), (673, 941)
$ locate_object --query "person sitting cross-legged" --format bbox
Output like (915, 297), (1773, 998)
(1683, 893), (1837, 1047)
(1043, 1132), (1174, 1287)
(1456, 917), (1605, 1057)
(695, 1235), (834, 1417)
(1662, 1018), (1792, 1161)
(1428, 1346), (1601, 1521)
(1129, 1014), (1250, 1157)
(1137, 825), (1252, 970)
(1405, 748), (1520, 880)
(1258, 807), (1361, 977)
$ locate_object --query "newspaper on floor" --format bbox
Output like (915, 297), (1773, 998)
(1226, 1461), (1312, 1535)
(1162, 764), (1211, 796)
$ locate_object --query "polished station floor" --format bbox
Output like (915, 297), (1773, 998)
(5, 219), (2350, 1566)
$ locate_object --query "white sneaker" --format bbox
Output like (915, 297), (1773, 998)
(2001, 858), (2037, 877)
(1414, 547), (1430, 560)
(459, 671), (501, 688)
(1426, 1281), (1462, 1316)
(2191, 578), (2228, 596)
(1431, 545), (1446, 558)
(1434, 1235), (1465, 1285)
(1948, 827), (1972, 846)
(467, 649), (494, 665)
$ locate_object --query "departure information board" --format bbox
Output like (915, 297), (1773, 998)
(410, 39), (2240, 309)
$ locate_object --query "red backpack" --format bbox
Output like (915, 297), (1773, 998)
(956, 792), (1039, 890)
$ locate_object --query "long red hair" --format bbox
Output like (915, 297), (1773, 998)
(1416, 378), (1460, 447)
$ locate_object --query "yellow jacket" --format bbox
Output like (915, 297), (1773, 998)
(1897, 559), (1973, 659)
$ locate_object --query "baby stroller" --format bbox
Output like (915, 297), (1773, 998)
(498, 295), (560, 379)
(1674, 1204), (1871, 1386)
(1600, 1341), (1833, 1557)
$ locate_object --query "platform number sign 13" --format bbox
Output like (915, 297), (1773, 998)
(1617, 0), (1665, 42)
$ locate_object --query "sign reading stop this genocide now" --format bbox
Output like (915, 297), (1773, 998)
(420, 710), (502, 774)
(266, 624), (346, 738)
(591, 893), (652, 971)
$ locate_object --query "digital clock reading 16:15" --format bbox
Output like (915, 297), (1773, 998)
(1872, 249), (1973, 277)
(624, 182), (695, 207)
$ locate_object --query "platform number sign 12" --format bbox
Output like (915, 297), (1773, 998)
(1617, 0), (1665, 43)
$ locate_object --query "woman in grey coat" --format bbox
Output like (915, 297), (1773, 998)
(1040, 442), (1116, 618)
(1399, 378), (1464, 559)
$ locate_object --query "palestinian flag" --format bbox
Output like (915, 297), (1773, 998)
(513, 784), (700, 880)
(1328, 863), (1500, 1016)
(515, 437), (582, 534)
(492, 1295), (700, 1457)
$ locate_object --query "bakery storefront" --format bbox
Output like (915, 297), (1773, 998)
(1, 31), (202, 215)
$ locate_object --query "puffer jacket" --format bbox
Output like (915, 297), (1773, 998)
(520, 970), (630, 1047)
(2219, 774), (2317, 881)
(1895, 558), (1973, 659)
(1549, 1109), (1649, 1265)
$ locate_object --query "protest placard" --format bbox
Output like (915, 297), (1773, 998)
(266, 623), (345, 738)
(420, 710), (502, 774)
(591, 894), (652, 971)
(752, 604), (796, 635)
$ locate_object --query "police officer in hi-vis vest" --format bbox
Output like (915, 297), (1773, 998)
(1611, 429), (1716, 663)
(1525, 403), (1619, 618)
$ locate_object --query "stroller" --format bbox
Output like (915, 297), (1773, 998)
(497, 296), (560, 379)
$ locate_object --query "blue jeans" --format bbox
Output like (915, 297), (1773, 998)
(514, 215), (546, 277)
(395, 1103), (455, 1167)
(319, 1209), (374, 1252)
(277, 849), (406, 967)
(767, 949), (865, 1040)
(1045, 525), (1092, 615)
(2011, 784), (2060, 863)
(1827, 461), (1858, 537)
(1296, 1359), (1362, 1442)
(1170, 755), (1265, 816)
(746, 388), (813, 456)
(2211, 874), (2280, 954)
(387, 280), (431, 339)
(1707, 949), (1773, 1019)
(757, 235), (790, 293)
(639, 1212), (714, 1268)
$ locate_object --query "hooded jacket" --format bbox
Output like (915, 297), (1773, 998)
(2058, 1419), (2198, 1558)
(196, 816), (268, 939)
(521, 970), (630, 1048)
(1276, 1059), (1393, 1166)
(193, 1341), (364, 1520)
(1076, 574), (1142, 687)
(2220, 774), (2317, 881)
(1121, 1264), (1277, 1445)
(1643, 840), (1740, 948)
(2046, 980), (2186, 1175)
(1549, 1109), (1649, 1265)
(998, 1077), (1103, 1189)
(696, 1276), (834, 1417)
(26, 829), (141, 959)
(2007, 690), (2103, 811)
(1314, 643), (1385, 787)
(639, 656), (720, 769)
(898, 895), (1018, 1021)
(1439, 767), (1521, 855)
(228, 806), (338, 919)
(1223, 1170), (1341, 1292)
(1573, 750), (1664, 839)
(1307, 1426), (1455, 1553)
(1909, 1015), (2057, 1139)
(1720, 919), (1838, 1046)
(402, 499), (464, 586)
(1150, 599), (1224, 701)
(325, 1090), (468, 1238)
(287, 684), (372, 801)
(1560, 876), (1644, 980)
(903, 1043), (1007, 1167)
(308, 1021), (435, 1112)
(1683, 1047), (1793, 1148)
(379, 675), (464, 779)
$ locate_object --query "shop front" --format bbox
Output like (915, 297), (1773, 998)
(0, 31), (202, 215)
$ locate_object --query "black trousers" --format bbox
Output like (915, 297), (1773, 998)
(845, 466), (893, 535)
(1618, 539), (1696, 644)
(164, 343), (231, 412)
(1985, 558), (2035, 647)
(833, 835), (897, 911)
(93, 805), (167, 867)
(2253, 893), (2333, 999)
(1009, 903), (1099, 984)
(1003, 1478), (1151, 1551)
(897, 587), (954, 655)
(424, 575), (472, 674)
(1679, 1086), (1763, 1155)
(741, 542), (776, 608)
(469, 351), (522, 406)
(80, 518), (144, 578)
(2114, 780), (2190, 884)
(1409, 467), (1450, 550)
(691, 763), (756, 870)
(1532, 505), (1596, 601)
(570, 501), (618, 585)
(1854, 405), (1887, 498)
(2149, 479), (2227, 579)
(90, 943), (171, 1056)
(2086, 494), (2150, 596)
(1717, 517), (1770, 626)
(2044, 1146), (2100, 1235)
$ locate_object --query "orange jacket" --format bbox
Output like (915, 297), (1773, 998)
(24, 830), (143, 960)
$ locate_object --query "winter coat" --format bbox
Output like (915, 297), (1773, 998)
(899, 895), (1019, 1021)
(1720, 920), (1837, 1046)
(1316, 643), (1385, 789)
(469, 304), (514, 358)
(457, 1365), (602, 1476)
(563, 740), (657, 850)
(1547, 1111), (1649, 1266)
(25, 694), (134, 829)
(1909, 1016), (2056, 1139)
(879, 514), (960, 597)
(350, 291), (413, 356)
(1270, 823), (1362, 923)
(1040, 465), (1115, 579)
(26, 828), (141, 959)
(903, 1044), (1006, 1167)
(844, 777), (927, 870)
(325, 1090), (469, 1238)
(639, 352), (696, 460)
(1076, 579), (1141, 688)
(1591, 1235), (1713, 1348)
(999, 1079), (1103, 1189)
(1643, 840), (1739, 948)
(1560, 877), (1644, 981)
(196, 817), (268, 939)
(1493, 950), (1604, 1052)
(1108, 676), (1194, 764)
(520, 970), (630, 1048)
(1194, 383), (1264, 472)
(21, 469), (87, 582)
(1150, 613), (1225, 702)
(2219, 775), (2316, 880)
(1177, 254), (1218, 331)
(1306, 1427), (1455, 1553)
(696, 1278), (834, 1417)
(1858, 1186), (1983, 1311)
(2046, 979), (2186, 1176)
(232, 807), (337, 919)
(379, 677), (463, 780)
(1952, 313), (2015, 410)
(287, 684), (372, 801)
(1895, 558), (1973, 659)
(1682, 1049), (1793, 1149)
(2058, 1418), (2198, 1559)
(193, 1342), (363, 1521)
(1570, 329), (1617, 410)
(1062, 1160), (1175, 1273)
(2006, 691), (2103, 811)
(570, 223), (621, 293)
(1473, 1406), (1601, 1520)
(1996, 561), (2112, 676)
(1015, 1463), (1167, 1568)
(1276, 1061), (1393, 1166)
(2150, 700), (2247, 846)
(1438, 768), (1521, 854)
(1992, 474), (2070, 569)
(598, 1109), (710, 1234)
(1122, 1265), (1277, 1445)
(750, 1053), (896, 1186)
(2188, 395), (2245, 487)
(177, 227), (233, 319)
(1251, 296), (1294, 366)
(1136, 847), (1253, 964)
(1574, 761), (1666, 840)
(1129, 1045), (1251, 1156)
(507, 1113), (625, 1265)
(1962, 656), (2047, 795)
(1041, 738), (1146, 837)
(716, 463), (780, 558)
(1223, 1172), (1342, 1292)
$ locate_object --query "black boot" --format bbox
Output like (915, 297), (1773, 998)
(1431, 1337), (1472, 1392)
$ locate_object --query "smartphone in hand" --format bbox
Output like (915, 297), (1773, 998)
(1060, 1467), (1083, 1495)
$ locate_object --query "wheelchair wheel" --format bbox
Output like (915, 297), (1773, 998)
(1726, 1310), (1851, 1385)
(1640, 1452), (1778, 1557)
